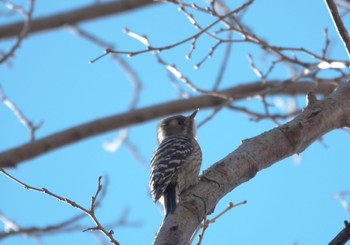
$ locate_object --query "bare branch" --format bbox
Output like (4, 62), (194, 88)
(157, 55), (233, 100)
(0, 0), (34, 64)
(329, 221), (350, 245)
(69, 25), (143, 111)
(0, 84), (43, 141)
(0, 170), (120, 245)
(0, 0), (156, 40)
(212, 35), (233, 91)
(69, 25), (147, 167)
(92, 0), (254, 60)
(190, 201), (247, 245)
(322, 28), (331, 59)
(0, 212), (86, 240)
(335, 0), (350, 17)
(227, 104), (300, 122)
(334, 191), (350, 216)
(324, 0), (350, 59)
(197, 101), (229, 128)
(0, 205), (141, 240)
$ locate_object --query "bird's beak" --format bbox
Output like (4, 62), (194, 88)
(188, 109), (199, 120)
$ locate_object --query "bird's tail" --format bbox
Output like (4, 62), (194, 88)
(164, 184), (176, 216)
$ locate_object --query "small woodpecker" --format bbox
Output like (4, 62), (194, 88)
(150, 109), (202, 216)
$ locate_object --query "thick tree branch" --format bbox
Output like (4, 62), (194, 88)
(153, 81), (350, 244)
(0, 0), (155, 39)
(329, 221), (350, 245)
(0, 80), (337, 168)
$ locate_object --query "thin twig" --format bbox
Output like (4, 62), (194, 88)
(70, 25), (142, 110)
(197, 102), (229, 128)
(0, 212), (86, 239)
(334, 191), (350, 216)
(213, 34), (233, 91)
(0, 0), (35, 64)
(0, 169), (120, 245)
(0, 84), (43, 141)
(190, 200), (247, 245)
(70, 25), (148, 168)
(90, 0), (254, 62)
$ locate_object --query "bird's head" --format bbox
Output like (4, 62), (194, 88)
(157, 109), (198, 144)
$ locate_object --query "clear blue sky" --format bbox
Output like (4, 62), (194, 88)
(1, 0), (349, 244)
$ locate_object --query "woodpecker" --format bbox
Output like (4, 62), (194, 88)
(150, 109), (202, 216)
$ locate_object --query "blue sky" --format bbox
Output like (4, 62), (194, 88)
(1, 0), (350, 244)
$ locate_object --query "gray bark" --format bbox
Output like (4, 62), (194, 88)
(153, 81), (350, 244)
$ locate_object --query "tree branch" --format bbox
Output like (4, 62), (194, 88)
(0, 84), (43, 141)
(153, 81), (350, 244)
(0, 0), (155, 39)
(325, 0), (350, 58)
(329, 221), (350, 245)
(0, 80), (338, 168)
(0, 171), (120, 244)
(0, 0), (35, 63)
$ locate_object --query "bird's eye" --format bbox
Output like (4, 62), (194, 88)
(178, 120), (185, 125)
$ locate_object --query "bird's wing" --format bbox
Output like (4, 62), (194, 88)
(149, 136), (194, 202)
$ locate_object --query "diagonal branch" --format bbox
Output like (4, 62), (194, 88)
(325, 0), (350, 58)
(0, 80), (338, 168)
(0, 0), (156, 39)
(153, 81), (350, 244)
(0, 84), (43, 141)
(329, 221), (350, 245)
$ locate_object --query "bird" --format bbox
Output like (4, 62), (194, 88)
(150, 109), (202, 216)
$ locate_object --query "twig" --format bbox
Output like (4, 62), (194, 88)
(247, 53), (283, 84)
(120, 27), (235, 101)
(335, 0), (350, 17)
(227, 104), (300, 122)
(69, 26), (148, 168)
(0, 0), (35, 64)
(213, 34), (233, 91)
(158, 56), (234, 101)
(69, 25), (142, 110)
(197, 102), (229, 128)
(324, 0), (350, 59)
(124, 138), (149, 169)
(0, 169), (120, 245)
(334, 191), (350, 216)
(260, 95), (281, 126)
(0, 212), (86, 239)
(0, 84), (43, 141)
(190, 200), (247, 245)
(322, 28), (331, 59)
(90, 0), (254, 62)
(103, 128), (128, 153)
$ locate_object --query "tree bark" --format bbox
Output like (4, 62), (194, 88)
(153, 81), (350, 244)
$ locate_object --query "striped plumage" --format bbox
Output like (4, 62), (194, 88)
(150, 110), (202, 216)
